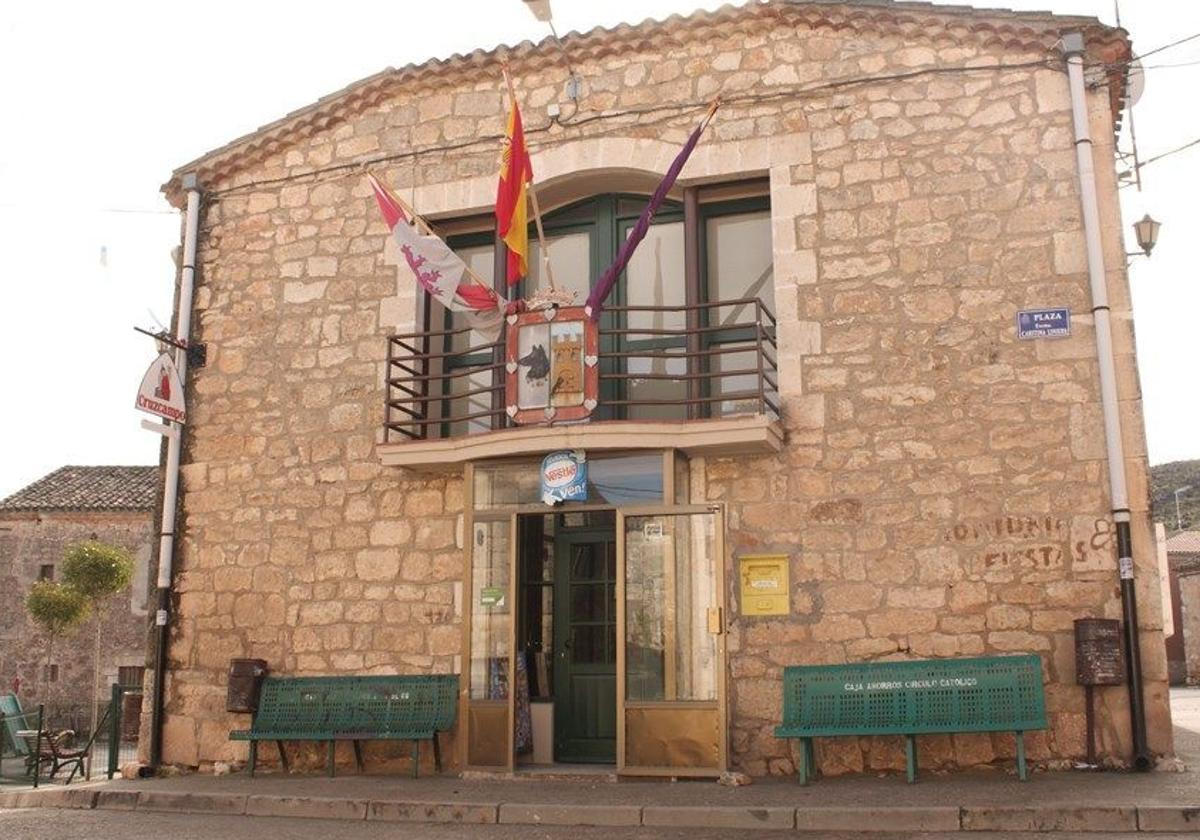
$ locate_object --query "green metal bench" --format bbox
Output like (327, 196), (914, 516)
(229, 675), (458, 778)
(775, 654), (1046, 784)
(0, 694), (28, 759)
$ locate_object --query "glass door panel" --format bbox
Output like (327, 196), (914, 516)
(465, 516), (516, 769)
(616, 505), (726, 776)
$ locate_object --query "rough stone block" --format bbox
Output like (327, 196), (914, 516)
(246, 795), (368, 821)
(643, 806), (794, 829)
(960, 806), (1137, 832)
(369, 800), (497, 823)
(1138, 807), (1200, 832)
(137, 791), (247, 815)
(499, 803), (641, 826)
(796, 806), (960, 832)
(95, 789), (140, 810)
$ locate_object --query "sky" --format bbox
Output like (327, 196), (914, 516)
(0, 0), (1196, 499)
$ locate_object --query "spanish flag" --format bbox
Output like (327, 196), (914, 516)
(496, 97), (532, 286)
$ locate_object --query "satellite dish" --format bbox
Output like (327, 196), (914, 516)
(1127, 59), (1145, 107)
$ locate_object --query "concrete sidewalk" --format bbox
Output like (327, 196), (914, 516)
(4, 690), (1198, 834)
(3, 760), (1199, 833)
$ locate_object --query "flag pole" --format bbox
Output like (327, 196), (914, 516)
(502, 65), (557, 292)
(368, 171), (493, 292)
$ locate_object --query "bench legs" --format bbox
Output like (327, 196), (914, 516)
(905, 735), (918, 784)
(411, 740), (420, 779)
(327, 741), (336, 778)
(796, 738), (816, 785)
(1015, 730), (1027, 781)
(353, 740), (364, 773)
(276, 740), (289, 773)
(248, 741), (257, 777)
(432, 732), (442, 774)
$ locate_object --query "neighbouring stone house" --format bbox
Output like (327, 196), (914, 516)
(1164, 531), (1200, 685)
(154, 0), (1172, 777)
(0, 466), (156, 728)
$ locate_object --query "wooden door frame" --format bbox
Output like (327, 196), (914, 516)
(615, 503), (728, 777)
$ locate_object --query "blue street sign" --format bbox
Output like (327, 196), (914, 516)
(1016, 307), (1071, 340)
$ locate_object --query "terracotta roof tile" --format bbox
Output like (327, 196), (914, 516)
(1166, 531), (1200, 554)
(162, 0), (1129, 205)
(0, 466), (159, 512)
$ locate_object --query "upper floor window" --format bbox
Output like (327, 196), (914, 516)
(38, 564), (54, 581)
(421, 184), (774, 439)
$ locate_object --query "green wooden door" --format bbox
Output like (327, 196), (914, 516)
(553, 531), (617, 762)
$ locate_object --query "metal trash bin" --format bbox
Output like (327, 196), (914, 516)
(226, 659), (269, 713)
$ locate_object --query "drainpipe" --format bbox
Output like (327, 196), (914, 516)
(1062, 32), (1151, 770)
(149, 173), (202, 770)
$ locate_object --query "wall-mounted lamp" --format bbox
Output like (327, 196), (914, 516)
(1129, 214), (1161, 258)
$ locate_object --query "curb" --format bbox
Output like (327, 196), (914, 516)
(2, 789), (1199, 832)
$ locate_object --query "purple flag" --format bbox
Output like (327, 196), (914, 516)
(584, 113), (714, 321)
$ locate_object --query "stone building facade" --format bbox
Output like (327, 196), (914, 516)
(0, 466), (156, 728)
(1164, 531), (1200, 685)
(156, 1), (1172, 776)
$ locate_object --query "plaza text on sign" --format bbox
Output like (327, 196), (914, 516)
(1016, 307), (1071, 340)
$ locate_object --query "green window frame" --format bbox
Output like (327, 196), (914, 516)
(438, 188), (773, 433)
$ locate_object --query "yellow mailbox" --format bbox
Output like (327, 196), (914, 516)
(739, 554), (790, 617)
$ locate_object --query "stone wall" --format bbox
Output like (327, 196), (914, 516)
(159, 5), (1169, 774)
(0, 511), (153, 730)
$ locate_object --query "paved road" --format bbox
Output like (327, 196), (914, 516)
(2, 810), (1198, 840)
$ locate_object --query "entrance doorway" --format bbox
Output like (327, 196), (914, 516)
(462, 454), (729, 776)
(518, 512), (617, 764)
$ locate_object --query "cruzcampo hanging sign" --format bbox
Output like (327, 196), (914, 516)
(541, 450), (588, 506)
(135, 353), (186, 424)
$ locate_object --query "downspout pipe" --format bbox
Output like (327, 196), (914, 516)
(1062, 32), (1151, 770)
(149, 173), (202, 771)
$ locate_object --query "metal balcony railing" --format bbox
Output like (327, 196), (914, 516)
(385, 297), (778, 443)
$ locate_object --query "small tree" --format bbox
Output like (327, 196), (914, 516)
(61, 541), (134, 742)
(25, 581), (89, 705)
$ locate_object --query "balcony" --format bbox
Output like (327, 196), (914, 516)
(378, 298), (782, 469)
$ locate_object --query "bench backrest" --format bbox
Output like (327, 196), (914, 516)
(0, 693), (28, 756)
(780, 654), (1046, 735)
(251, 675), (458, 736)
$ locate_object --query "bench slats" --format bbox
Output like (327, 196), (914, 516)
(775, 654), (1046, 737)
(774, 655), (1047, 785)
(229, 674), (457, 779)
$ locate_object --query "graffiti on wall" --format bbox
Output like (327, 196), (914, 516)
(942, 515), (1115, 574)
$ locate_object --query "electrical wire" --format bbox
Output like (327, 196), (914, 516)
(1130, 31), (1200, 65)
(1119, 135), (1200, 183)
(202, 57), (1057, 202)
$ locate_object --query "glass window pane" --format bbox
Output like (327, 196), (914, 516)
(705, 210), (774, 320)
(585, 454), (664, 505)
(449, 245), (497, 354)
(625, 222), (685, 334)
(473, 462), (542, 510)
(470, 519), (511, 700)
(529, 232), (590, 305)
(446, 368), (495, 437)
(624, 513), (718, 702)
(710, 347), (762, 417)
(624, 349), (688, 421)
(571, 584), (607, 621)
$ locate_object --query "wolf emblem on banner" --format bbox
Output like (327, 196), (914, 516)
(505, 306), (598, 425)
